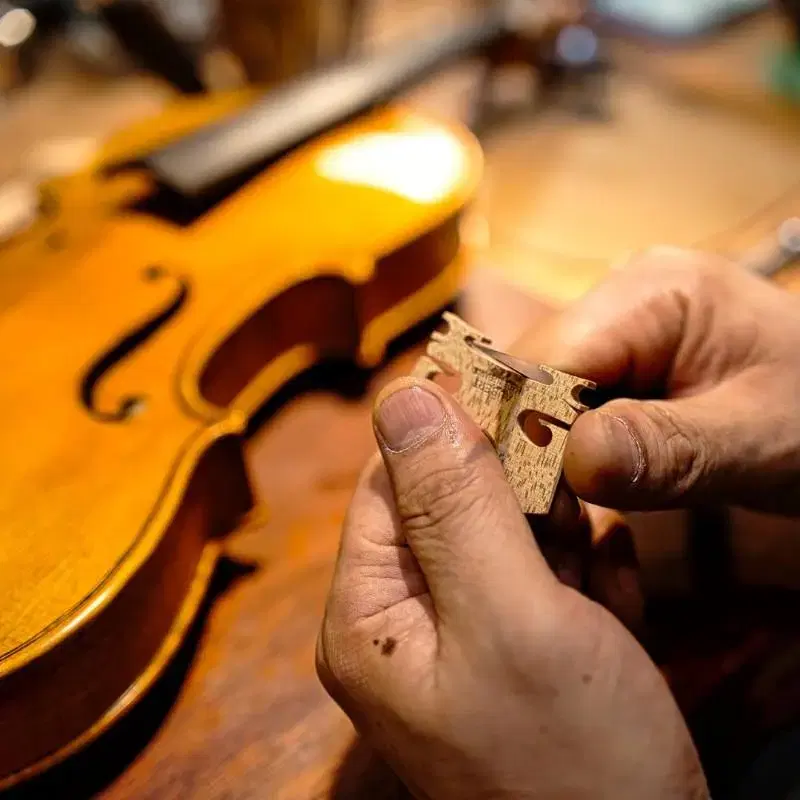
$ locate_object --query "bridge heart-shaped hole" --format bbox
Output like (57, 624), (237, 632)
(518, 410), (554, 448)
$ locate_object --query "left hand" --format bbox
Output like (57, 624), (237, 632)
(317, 378), (708, 800)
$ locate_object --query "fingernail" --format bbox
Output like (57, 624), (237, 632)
(572, 412), (645, 487)
(566, 410), (647, 502)
(376, 385), (446, 452)
(601, 414), (646, 485)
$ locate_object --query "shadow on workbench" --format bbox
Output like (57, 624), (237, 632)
(330, 739), (410, 799)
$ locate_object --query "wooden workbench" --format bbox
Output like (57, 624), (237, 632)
(2, 6), (800, 799)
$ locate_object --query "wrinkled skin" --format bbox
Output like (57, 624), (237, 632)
(515, 250), (800, 515)
(318, 252), (800, 799)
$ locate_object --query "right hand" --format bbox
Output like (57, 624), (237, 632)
(514, 250), (800, 515)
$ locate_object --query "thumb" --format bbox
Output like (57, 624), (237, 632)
(373, 378), (561, 627)
(564, 381), (769, 510)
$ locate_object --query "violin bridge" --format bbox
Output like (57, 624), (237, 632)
(413, 312), (596, 515)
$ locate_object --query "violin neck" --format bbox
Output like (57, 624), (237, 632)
(135, 13), (506, 198)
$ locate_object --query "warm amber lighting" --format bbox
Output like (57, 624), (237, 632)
(0, 180), (37, 243)
(316, 125), (467, 204)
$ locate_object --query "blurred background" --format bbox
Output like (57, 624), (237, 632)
(3, 2), (800, 799)
(1, 0), (799, 300)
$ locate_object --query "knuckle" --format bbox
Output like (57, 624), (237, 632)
(646, 404), (712, 498)
(399, 460), (492, 535)
(684, 257), (729, 297)
(636, 247), (728, 291)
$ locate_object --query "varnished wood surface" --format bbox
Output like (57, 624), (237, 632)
(3, 4), (800, 798)
(0, 95), (480, 783)
(2, 342), (439, 800)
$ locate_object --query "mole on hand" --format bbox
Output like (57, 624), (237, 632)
(376, 637), (396, 656)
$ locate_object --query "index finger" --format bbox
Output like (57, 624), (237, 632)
(509, 250), (698, 395)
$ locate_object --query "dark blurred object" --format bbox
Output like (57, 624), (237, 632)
(546, 20), (610, 117)
(770, 0), (800, 101)
(96, 0), (205, 93)
(645, 586), (800, 798)
(777, 0), (800, 41)
(477, 0), (611, 123)
(218, 0), (364, 87)
(0, 0), (205, 93)
(734, 725), (800, 799)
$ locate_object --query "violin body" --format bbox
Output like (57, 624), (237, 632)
(0, 94), (482, 786)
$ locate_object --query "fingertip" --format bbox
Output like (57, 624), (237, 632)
(564, 409), (645, 506)
(373, 377), (494, 467)
(530, 484), (591, 591)
(547, 483), (584, 538)
(373, 380), (447, 453)
(589, 540), (645, 635)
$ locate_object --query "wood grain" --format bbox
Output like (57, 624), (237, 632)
(414, 312), (595, 514)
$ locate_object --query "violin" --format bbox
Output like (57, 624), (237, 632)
(0, 8), (556, 787)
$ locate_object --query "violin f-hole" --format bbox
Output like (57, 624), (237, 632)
(80, 266), (190, 423)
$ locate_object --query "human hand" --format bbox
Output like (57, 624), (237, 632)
(514, 250), (800, 514)
(318, 379), (707, 800)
